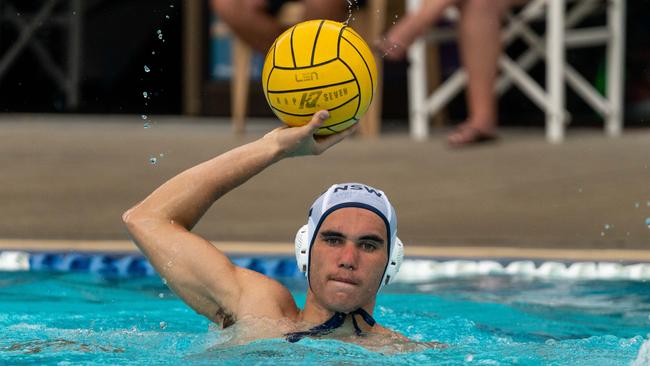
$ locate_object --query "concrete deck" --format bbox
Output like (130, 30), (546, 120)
(1, 114), (649, 258)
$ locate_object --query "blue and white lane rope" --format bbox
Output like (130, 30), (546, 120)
(1, 251), (649, 281)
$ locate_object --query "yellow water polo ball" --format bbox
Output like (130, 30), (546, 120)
(262, 19), (377, 135)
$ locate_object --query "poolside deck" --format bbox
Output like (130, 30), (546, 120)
(1, 114), (649, 259)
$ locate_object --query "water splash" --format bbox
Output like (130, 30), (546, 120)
(632, 336), (650, 366)
(343, 0), (359, 26)
(379, 37), (402, 59)
(142, 114), (150, 129)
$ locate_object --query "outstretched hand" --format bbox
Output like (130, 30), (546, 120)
(263, 111), (358, 159)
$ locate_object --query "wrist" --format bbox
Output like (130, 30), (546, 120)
(258, 133), (288, 163)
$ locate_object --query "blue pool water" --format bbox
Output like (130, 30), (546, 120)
(1, 270), (649, 365)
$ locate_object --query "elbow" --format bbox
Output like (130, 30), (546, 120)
(122, 205), (146, 231)
(121, 208), (132, 225)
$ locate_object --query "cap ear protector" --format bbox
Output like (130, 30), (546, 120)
(294, 224), (404, 290)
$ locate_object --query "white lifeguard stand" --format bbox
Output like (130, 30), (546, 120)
(406, 0), (626, 143)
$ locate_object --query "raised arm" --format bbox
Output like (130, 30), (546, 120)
(123, 111), (354, 324)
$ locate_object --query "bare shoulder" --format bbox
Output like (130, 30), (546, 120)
(233, 267), (299, 319)
(373, 324), (410, 341)
(367, 325), (448, 353)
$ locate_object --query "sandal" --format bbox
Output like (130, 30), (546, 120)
(446, 124), (498, 148)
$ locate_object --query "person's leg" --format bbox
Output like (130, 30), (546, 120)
(379, 0), (459, 60)
(211, 0), (284, 53)
(447, 0), (507, 145)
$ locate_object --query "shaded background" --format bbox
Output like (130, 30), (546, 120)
(0, 0), (649, 251)
(1, 0), (649, 127)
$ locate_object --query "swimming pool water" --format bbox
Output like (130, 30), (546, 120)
(1, 272), (648, 365)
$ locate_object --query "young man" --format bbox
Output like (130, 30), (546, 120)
(123, 111), (421, 348)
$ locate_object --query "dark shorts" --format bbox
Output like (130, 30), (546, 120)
(267, 0), (367, 16)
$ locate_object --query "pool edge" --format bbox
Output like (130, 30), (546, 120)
(2, 238), (650, 262)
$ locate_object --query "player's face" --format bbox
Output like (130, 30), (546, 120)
(309, 208), (388, 313)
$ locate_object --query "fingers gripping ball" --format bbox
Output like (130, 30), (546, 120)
(262, 20), (377, 135)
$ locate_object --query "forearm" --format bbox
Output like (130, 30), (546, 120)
(125, 137), (282, 230)
(124, 110), (347, 231)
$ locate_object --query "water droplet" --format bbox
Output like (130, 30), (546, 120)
(144, 65), (150, 73)
(635, 202), (640, 208)
(141, 114), (148, 120)
(577, 188), (582, 193)
(151, 51), (156, 55)
(646, 201), (650, 207)
(159, 321), (167, 329)
(600, 231), (605, 236)
(394, 14), (399, 18)
(158, 293), (165, 298)
(162, 278), (168, 285)
(158, 34), (163, 40)
(169, 4), (174, 7)
(156, 29), (162, 34)
(604, 224), (611, 230)
(159, 153), (165, 157)
(143, 122), (150, 129)
(165, 15), (170, 19)
(149, 156), (157, 164)
(143, 91), (148, 98)
(645, 217), (650, 229)
(465, 354), (474, 362)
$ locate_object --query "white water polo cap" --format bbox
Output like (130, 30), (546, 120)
(294, 183), (404, 290)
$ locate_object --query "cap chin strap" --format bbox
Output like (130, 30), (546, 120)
(294, 224), (404, 290)
(285, 308), (376, 343)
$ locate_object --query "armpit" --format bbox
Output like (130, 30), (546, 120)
(213, 306), (236, 328)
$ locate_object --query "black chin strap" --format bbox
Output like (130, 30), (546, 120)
(285, 308), (376, 343)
